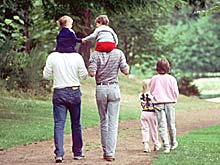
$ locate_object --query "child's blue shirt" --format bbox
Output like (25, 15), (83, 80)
(55, 28), (82, 53)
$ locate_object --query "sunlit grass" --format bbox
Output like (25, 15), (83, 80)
(153, 125), (220, 165)
(193, 78), (220, 97)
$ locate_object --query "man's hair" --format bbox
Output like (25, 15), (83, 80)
(156, 58), (170, 74)
(95, 15), (109, 25)
(57, 15), (73, 28)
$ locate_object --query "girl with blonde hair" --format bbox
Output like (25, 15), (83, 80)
(138, 79), (161, 153)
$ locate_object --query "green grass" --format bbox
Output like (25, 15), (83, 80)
(1, 75), (220, 152)
(152, 125), (220, 165)
(0, 97), (54, 148)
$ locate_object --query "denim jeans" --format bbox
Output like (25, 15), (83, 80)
(53, 87), (83, 157)
(96, 84), (120, 157)
(154, 103), (177, 149)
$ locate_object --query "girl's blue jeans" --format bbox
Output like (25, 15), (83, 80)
(52, 87), (83, 157)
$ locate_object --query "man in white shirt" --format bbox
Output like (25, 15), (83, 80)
(43, 52), (88, 163)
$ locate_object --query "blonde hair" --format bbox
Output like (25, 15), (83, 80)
(95, 15), (109, 25)
(57, 15), (73, 28)
(142, 79), (151, 93)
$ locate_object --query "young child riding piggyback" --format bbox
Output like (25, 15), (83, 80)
(55, 15), (82, 53)
(82, 15), (118, 52)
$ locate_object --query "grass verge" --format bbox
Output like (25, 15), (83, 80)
(152, 125), (220, 165)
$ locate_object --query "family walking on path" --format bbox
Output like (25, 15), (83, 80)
(1, 14), (218, 165)
(43, 14), (129, 163)
(42, 14), (180, 163)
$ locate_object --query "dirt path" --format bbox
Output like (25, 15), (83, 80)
(1, 108), (220, 165)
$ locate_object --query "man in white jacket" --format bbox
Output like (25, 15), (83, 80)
(43, 52), (88, 163)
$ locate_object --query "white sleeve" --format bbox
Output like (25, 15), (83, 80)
(78, 56), (88, 80)
(84, 28), (99, 41)
(43, 55), (53, 80)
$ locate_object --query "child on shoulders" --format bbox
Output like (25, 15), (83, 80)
(55, 15), (82, 53)
(82, 15), (118, 52)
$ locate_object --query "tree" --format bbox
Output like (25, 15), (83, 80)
(1, 0), (34, 54)
(41, 0), (183, 67)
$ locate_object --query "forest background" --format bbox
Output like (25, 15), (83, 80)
(1, 0), (220, 96)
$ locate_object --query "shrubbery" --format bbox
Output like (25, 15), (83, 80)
(0, 43), (50, 94)
(178, 76), (200, 96)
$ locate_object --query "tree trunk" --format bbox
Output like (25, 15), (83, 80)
(78, 9), (92, 68)
(24, 4), (30, 54)
(123, 35), (129, 63)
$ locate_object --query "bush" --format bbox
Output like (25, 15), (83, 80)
(0, 45), (50, 93)
(178, 76), (200, 96)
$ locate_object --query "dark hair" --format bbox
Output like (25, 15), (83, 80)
(156, 58), (170, 74)
(95, 15), (109, 25)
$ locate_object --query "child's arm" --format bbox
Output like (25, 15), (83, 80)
(72, 32), (82, 43)
(69, 29), (82, 43)
(84, 28), (99, 42)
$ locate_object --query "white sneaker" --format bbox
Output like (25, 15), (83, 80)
(55, 156), (63, 163)
(154, 143), (161, 151)
(74, 153), (85, 160)
(164, 148), (170, 153)
(143, 142), (151, 153)
(171, 142), (178, 150)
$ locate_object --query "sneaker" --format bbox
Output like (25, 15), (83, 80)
(171, 142), (178, 150)
(143, 142), (151, 153)
(55, 156), (63, 163)
(74, 153), (85, 160)
(154, 143), (161, 151)
(164, 148), (170, 154)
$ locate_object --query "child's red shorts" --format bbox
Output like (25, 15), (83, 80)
(95, 42), (116, 52)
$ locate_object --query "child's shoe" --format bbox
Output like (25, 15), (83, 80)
(143, 142), (151, 153)
(154, 143), (161, 151)
(164, 147), (170, 154)
(171, 142), (178, 150)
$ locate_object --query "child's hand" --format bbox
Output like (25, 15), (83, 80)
(82, 38), (86, 43)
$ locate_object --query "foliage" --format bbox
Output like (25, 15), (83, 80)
(0, 0), (35, 53)
(1, 0), (220, 93)
(41, 0), (184, 70)
(0, 14), (26, 52)
(29, 0), (59, 52)
(197, 0), (220, 15)
(1, 46), (47, 91)
(155, 14), (220, 75)
(178, 76), (200, 96)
